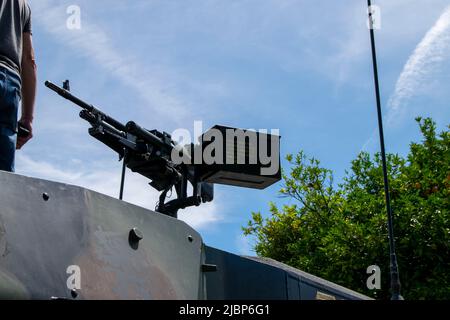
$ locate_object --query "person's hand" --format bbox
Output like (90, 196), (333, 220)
(16, 118), (33, 150)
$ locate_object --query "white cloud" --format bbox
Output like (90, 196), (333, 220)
(178, 201), (224, 231)
(17, 152), (82, 182)
(362, 5), (450, 151)
(295, 1), (450, 89)
(386, 5), (450, 125)
(235, 234), (255, 256)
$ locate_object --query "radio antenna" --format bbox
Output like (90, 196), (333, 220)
(367, 0), (403, 300)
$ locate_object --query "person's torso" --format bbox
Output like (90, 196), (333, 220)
(0, 0), (32, 76)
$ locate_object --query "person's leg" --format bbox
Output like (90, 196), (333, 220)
(0, 126), (17, 172)
(0, 67), (20, 172)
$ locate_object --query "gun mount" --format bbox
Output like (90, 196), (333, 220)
(45, 80), (281, 218)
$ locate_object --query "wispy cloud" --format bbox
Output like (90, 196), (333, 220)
(178, 202), (224, 231)
(31, 0), (190, 124)
(235, 234), (255, 256)
(386, 5), (450, 125)
(363, 5), (450, 151)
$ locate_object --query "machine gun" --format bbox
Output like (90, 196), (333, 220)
(45, 80), (281, 218)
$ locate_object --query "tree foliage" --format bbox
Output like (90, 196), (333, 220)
(243, 118), (449, 299)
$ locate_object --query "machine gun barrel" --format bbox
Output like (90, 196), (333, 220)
(126, 121), (168, 150)
(44, 81), (127, 132)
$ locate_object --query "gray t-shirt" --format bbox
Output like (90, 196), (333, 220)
(0, 0), (32, 75)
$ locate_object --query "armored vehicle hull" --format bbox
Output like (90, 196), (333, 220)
(0, 171), (369, 300)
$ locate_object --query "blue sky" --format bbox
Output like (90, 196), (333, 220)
(16, 0), (450, 255)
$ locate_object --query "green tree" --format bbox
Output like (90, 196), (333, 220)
(243, 118), (449, 299)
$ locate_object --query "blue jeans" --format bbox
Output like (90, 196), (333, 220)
(0, 66), (21, 172)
